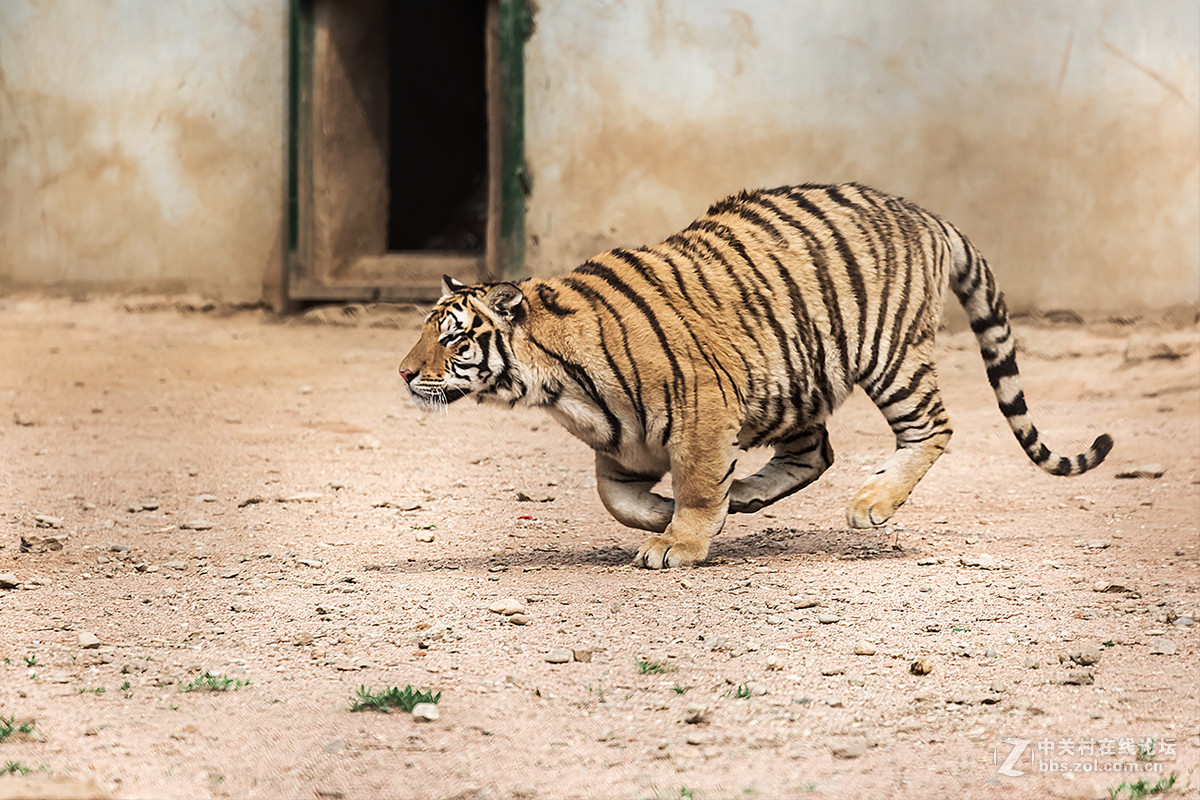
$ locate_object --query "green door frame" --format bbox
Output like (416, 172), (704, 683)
(285, 0), (527, 302)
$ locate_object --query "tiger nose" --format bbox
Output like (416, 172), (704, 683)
(399, 368), (417, 385)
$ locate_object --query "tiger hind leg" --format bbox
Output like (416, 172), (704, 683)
(847, 361), (952, 528)
(730, 426), (834, 513)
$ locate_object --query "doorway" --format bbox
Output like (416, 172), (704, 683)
(287, 0), (527, 303)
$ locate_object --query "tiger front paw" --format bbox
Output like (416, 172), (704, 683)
(634, 535), (709, 569)
(845, 489), (901, 529)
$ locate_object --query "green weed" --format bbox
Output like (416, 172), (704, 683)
(1, 762), (32, 776)
(635, 658), (673, 675)
(1107, 773), (1178, 800)
(178, 672), (249, 693)
(349, 684), (440, 713)
(0, 717), (35, 743)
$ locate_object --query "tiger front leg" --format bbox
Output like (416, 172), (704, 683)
(635, 414), (739, 569)
(595, 453), (672, 533)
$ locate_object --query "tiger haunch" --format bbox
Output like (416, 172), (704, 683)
(398, 183), (1113, 568)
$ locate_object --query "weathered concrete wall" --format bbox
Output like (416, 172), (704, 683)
(0, 1), (286, 303)
(525, 1), (1200, 315)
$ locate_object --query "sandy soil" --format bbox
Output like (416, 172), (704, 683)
(0, 296), (1197, 800)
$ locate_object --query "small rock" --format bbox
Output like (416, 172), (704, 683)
(846, 673), (865, 687)
(683, 705), (709, 724)
(294, 632), (315, 646)
(1083, 540), (1111, 550)
(984, 647), (998, 659)
(960, 553), (1000, 570)
(238, 497), (265, 508)
(411, 703), (440, 722)
(194, 494), (218, 503)
(508, 614), (531, 626)
(817, 613), (840, 624)
(121, 661), (148, 674)
(164, 561), (187, 571)
(572, 649), (593, 663)
(1115, 464), (1166, 479)
(414, 531), (435, 543)
(830, 740), (868, 759)
(765, 654), (784, 670)
(1150, 638), (1176, 655)
(323, 738), (346, 753)
(372, 499), (423, 511)
(909, 658), (933, 675)
(77, 632), (101, 649)
(296, 558), (325, 568)
(179, 520), (213, 531)
(989, 681), (1006, 693)
(744, 681), (768, 696)
(825, 697), (844, 708)
(279, 492), (327, 503)
(489, 597), (525, 616)
(1062, 668), (1094, 685)
(20, 533), (68, 553)
(545, 649), (572, 664)
(1024, 656), (1040, 669)
(792, 597), (820, 609)
(0, 573), (19, 590)
(1173, 617), (1194, 627)
(852, 641), (876, 656)
(220, 568), (240, 579)
(1075, 644), (1102, 666)
(515, 490), (555, 503)
(33, 514), (64, 528)
(820, 665), (845, 676)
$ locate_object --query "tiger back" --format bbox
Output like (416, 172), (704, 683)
(399, 182), (1112, 569)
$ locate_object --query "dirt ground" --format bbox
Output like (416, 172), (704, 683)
(0, 296), (1197, 800)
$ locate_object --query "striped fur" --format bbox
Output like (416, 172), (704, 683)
(399, 183), (1113, 568)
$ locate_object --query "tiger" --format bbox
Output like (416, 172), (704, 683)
(398, 182), (1113, 569)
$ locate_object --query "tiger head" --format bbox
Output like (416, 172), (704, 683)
(398, 275), (527, 408)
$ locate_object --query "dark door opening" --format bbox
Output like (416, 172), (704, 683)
(287, 0), (526, 303)
(388, 3), (487, 253)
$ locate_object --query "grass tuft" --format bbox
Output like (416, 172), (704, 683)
(0, 717), (35, 743)
(349, 684), (440, 713)
(178, 672), (249, 693)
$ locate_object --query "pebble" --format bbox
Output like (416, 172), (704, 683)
(296, 558), (325, 568)
(515, 490), (555, 503)
(820, 665), (845, 676)
(164, 561), (187, 571)
(1024, 656), (1040, 669)
(960, 553), (1000, 570)
(489, 597), (525, 615)
(1173, 617), (1194, 627)
(817, 613), (840, 625)
(508, 614), (531, 626)
(572, 649), (593, 663)
(33, 514), (64, 528)
(1150, 638), (1176, 655)
(852, 641), (876, 656)
(989, 681), (1006, 693)
(830, 740), (868, 759)
(765, 654), (783, 671)
(180, 520), (213, 531)
(545, 649), (572, 664)
(683, 705), (709, 724)
(1115, 464), (1166, 479)
(411, 703), (440, 722)
(194, 494), (218, 503)
(323, 738), (346, 753)
(909, 658), (933, 676)
(279, 492), (327, 503)
(916, 558), (939, 566)
(0, 573), (19, 590)
(220, 568), (240, 579)
(846, 673), (865, 687)
(121, 661), (148, 674)
(792, 597), (820, 609)
(77, 632), (101, 649)
(414, 531), (435, 543)
(1061, 668), (1094, 685)
(20, 533), (68, 553)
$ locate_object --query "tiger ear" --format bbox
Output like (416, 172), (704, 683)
(483, 282), (526, 322)
(441, 274), (469, 298)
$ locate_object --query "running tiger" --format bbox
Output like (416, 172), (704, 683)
(398, 183), (1112, 569)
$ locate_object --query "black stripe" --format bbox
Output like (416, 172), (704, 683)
(721, 461), (737, 483)
(998, 392), (1028, 418)
(986, 352), (1020, 386)
(526, 333), (622, 450)
(537, 283), (576, 316)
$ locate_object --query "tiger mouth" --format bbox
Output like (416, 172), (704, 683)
(411, 386), (472, 406)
